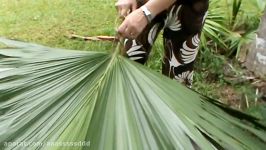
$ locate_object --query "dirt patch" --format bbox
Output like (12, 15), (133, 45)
(219, 62), (266, 111)
(219, 85), (242, 109)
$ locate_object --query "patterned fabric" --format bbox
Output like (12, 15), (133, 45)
(123, 0), (209, 87)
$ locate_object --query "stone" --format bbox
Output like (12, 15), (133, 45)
(244, 12), (266, 78)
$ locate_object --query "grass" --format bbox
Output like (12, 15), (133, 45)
(0, 0), (163, 70)
(0, 0), (117, 51)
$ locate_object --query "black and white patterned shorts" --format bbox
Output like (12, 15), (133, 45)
(123, 0), (209, 87)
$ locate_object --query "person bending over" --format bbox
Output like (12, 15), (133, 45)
(116, 0), (209, 87)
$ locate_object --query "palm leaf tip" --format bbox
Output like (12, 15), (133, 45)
(0, 38), (266, 150)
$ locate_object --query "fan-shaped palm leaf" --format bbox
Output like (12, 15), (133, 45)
(0, 38), (266, 150)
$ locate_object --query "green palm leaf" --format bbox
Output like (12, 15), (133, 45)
(0, 38), (266, 150)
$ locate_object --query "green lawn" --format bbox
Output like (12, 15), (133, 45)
(0, 0), (117, 50)
(0, 0), (163, 70)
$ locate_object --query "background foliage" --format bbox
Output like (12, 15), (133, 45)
(195, 0), (266, 123)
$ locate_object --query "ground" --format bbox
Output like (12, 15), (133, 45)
(1, 0), (266, 123)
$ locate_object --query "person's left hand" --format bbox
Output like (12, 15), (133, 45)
(117, 8), (148, 39)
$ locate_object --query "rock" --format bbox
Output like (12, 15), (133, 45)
(244, 12), (266, 78)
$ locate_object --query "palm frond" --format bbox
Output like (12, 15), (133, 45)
(0, 38), (266, 150)
(202, 0), (231, 50)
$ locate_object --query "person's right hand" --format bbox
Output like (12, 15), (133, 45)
(115, 0), (138, 19)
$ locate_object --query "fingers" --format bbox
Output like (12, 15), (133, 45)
(120, 8), (131, 18)
(126, 27), (137, 39)
(118, 21), (131, 39)
(117, 21), (127, 37)
(132, 3), (137, 11)
(115, 1), (133, 19)
(117, 6), (147, 40)
(117, 21), (137, 39)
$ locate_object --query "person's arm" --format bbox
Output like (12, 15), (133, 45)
(117, 0), (176, 39)
(144, 0), (176, 17)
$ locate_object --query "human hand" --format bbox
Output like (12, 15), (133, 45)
(117, 8), (148, 39)
(115, 0), (138, 19)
